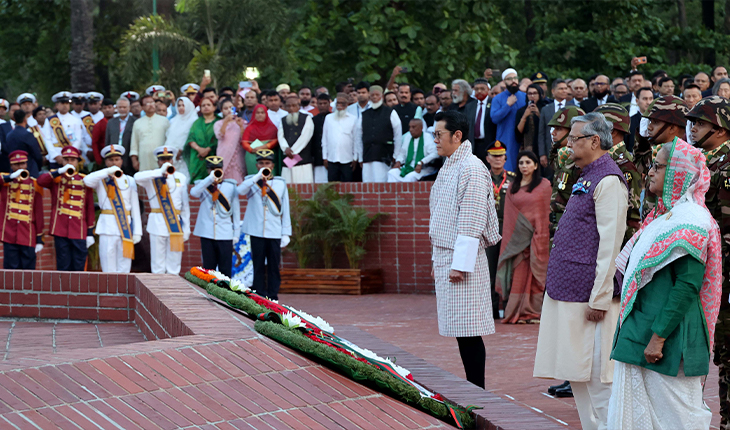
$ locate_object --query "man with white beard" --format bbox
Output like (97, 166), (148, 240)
(355, 85), (402, 182)
(278, 95), (314, 184)
(322, 93), (358, 182)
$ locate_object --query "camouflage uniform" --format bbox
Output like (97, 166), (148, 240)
(547, 106), (585, 234)
(595, 103), (642, 245)
(633, 96), (689, 220)
(687, 96), (730, 429)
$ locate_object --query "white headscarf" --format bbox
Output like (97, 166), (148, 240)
(165, 97), (198, 151)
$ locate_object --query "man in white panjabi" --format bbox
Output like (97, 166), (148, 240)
(429, 110), (500, 389)
(278, 95), (314, 184)
(534, 113), (628, 430)
(387, 112), (438, 182)
(355, 85), (402, 182)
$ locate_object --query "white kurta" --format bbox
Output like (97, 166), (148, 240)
(130, 115), (170, 171)
(279, 114), (315, 184)
(429, 141), (501, 337)
(534, 176), (628, 383)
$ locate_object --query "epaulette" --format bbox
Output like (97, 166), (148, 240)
(271, 176), (286, 182)
(507, 171), (516, 177)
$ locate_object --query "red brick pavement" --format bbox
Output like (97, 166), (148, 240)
(0, 274), (454, 429)
(279, 293), (722, 429)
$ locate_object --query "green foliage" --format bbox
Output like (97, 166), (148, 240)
(255, 320), (476, 429)
(300, 183), (353, 269)
(286, 187), (314, 268)
(329, 199), (384, 269)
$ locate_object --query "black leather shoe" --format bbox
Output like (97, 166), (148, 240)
(554, 383), (573, 398)
(548, 381), (570, 395)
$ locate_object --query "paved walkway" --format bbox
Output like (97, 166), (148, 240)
(280, 293), (722, 429)
(0, 320), (144, 361)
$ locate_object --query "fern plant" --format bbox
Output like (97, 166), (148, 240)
(329, 199), (384, 269)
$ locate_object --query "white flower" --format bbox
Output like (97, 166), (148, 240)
(209, 270), (230, 282)
(338, 338), (411, 380)
(283, 305), (334, 333)
(281, 312), (306, 329)
(229, 279), (250, 293)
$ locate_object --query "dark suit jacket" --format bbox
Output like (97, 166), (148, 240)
(537, 99), (577, 158)
(393, 102), (418, 128)
(579, 95), (618, 113)
(2, 126), (43, 177)
(460, 98), (495, 160)
(0, 122), (12, 147)
(628, 112), (642, 153)
(105, 115), (137, 175)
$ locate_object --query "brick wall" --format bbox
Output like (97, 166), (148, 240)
(2, 183), (435, 294)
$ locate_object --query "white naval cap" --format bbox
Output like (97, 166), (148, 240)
(51, 91), (72, 103)
(154, 146), (178, 159)
(120, 91), (140, 101)
(0, 99), (8, 109)
(87, 91), (104, 102)
(100, 144), (126, 158)
(180, 83), (200, 94)
(71, 92), (87, 102)
(145, 85), (166, 95)
(16, 93), (35, 104)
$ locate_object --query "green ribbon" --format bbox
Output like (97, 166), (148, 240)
(401, 135), (425, 177)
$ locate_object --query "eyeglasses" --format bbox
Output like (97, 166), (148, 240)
(504, 76), (519, 82)
(433, 130), (451, 140)
(650, 161), (667, 172)
(567, 134), (595, 144)
(594, 82), (608, 87)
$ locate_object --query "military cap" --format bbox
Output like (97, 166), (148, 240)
(594, 103), (630, 134)
(87, 92), (104, 102)
(121, 91), (140, 101)
(145, 85), (165, 96)
(71, 92), (87, 102)
(0, 99), (8, 109)
(548, 106), (586, 129)
(487, 140), (506, 156)
(180, 83), (200, 95)
(255, 148), (275, 162)
(9, 150), (28, 164)
(101, 145), (125, 158)
(642, 95), (688, 128)
(154, 146), (178, 159)
(61, 146), (82, 160)
(16, 93), (36, 104)
(685, 96), (730, 131)
(530, 72), (548, 84)
(205, 155), (224, 169)
(51, 91), (72, 103)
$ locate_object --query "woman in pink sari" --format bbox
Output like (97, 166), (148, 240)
(214, 97), (246, 182)
(496, 151), (551, 323)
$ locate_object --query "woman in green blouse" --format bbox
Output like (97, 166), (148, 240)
(183, 98), (220, 181)
(608, 138), (721, 429)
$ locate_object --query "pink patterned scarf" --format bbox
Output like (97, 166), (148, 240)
(615, 137), (722, 350)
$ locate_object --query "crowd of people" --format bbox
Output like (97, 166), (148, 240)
(426, 59), (730, 430)
(0, 58), (729, 428)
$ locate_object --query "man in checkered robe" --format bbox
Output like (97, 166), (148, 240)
(429, 110), (501, 389)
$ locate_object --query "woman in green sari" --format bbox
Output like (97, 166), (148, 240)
(184, 98), (220, 181)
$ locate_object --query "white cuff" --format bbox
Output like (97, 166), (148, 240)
(451, 235), (480, 273)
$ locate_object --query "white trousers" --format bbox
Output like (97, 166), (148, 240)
(314, 166), (328, 183)
(386, 167), (435, 182)
(281, 164), (313, 184)
(570, 321), (612, 430)
(149, 233), (182, 275)
(98, 234), (132, 273)
(362, 161), (390, 183)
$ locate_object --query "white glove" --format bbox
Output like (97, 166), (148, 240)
(58, 164), (74, 174)
(133, 234), (142, 244)
(35, 244), (43, 254)
(159, 162), (173, 175)
(86, 236), (95, 248)
(105, 166), (122, 176)
(280, 235), (290, 248)
(208, 170), (219, 182)
(233, 229), (241, 243)
(183, 232), (190, 242)
(253, 167), (267, 182)
(9, 170), (23, 179)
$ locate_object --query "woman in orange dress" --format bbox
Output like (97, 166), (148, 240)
(496, 150), (551, 324)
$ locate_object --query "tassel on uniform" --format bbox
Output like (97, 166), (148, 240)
(63, 187), (70, 204)
(122, 238), (134, 259)
(169, 233), (184, 252)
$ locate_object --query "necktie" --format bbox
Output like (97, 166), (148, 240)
(475, 102), (483, 138)
(558, 102), (563, 110)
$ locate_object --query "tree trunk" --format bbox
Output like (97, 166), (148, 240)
(724, 0), (730, 33)
(677, 0), (687, 29)
(70, 0), (95, 91)
(701, 0), (716, 65)
(524, 0), (535, 45)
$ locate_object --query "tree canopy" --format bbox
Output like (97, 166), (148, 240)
(4, 0), (730, 103)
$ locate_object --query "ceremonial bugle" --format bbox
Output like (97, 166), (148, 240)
(213, 168), (224, 181)
(261, 168), (272, 177)
(165, 165), (175, 175)
(18, 170), (29, 180)
(64, 167), (77, 177)
(112, 169), (124, 178)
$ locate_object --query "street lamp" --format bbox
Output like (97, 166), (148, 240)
(245, 67), (260, 81)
